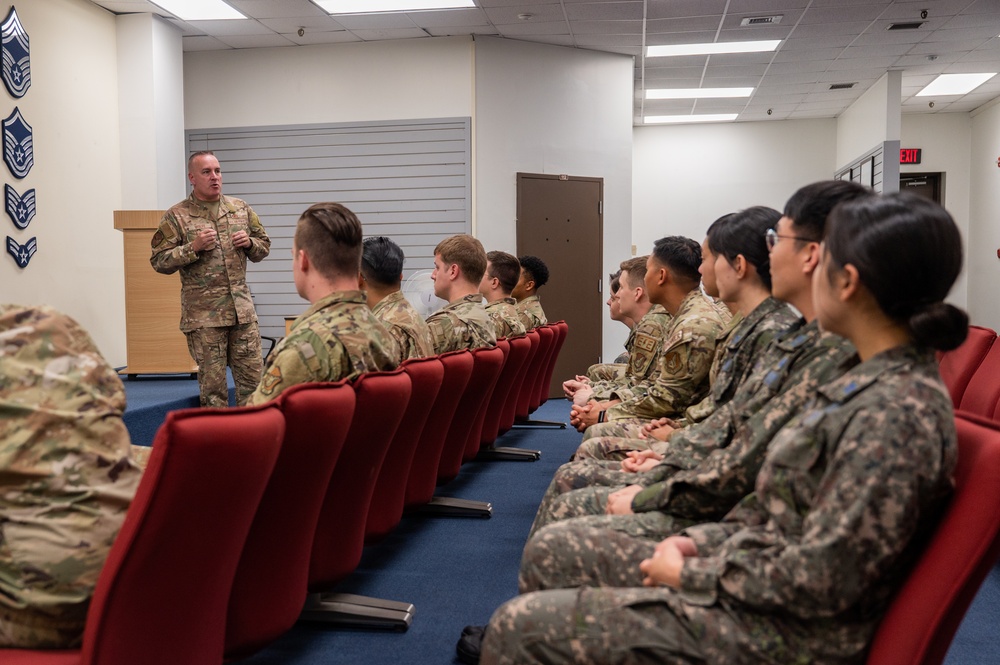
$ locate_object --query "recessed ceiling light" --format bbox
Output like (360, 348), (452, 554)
(644, 114), (739, 124)
(646, 87), (753, 100)
(916, 73), (996, 96)
(314, 0), (476, 13)
(150, 0), (245, 20)
(647, 40), (780, 58)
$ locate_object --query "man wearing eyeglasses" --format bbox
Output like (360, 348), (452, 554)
(151, 151), (271, 407)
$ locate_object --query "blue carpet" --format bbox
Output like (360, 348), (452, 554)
(122, 372), (235, 447)
(117, 383), (1000, 665)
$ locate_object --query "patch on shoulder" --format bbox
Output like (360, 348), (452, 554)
(664, 350), (683, 374)
(258, 364), (282, 396)
(634, 333), (657, 353)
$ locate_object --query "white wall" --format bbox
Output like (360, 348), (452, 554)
(968, 100), (1000, 330)
(836, 71), (901, 170)
(183, 36), (474, 130)
(474, 36), (634, 360)
(632, 118), (837, 253)
(901, 113), (971, 310)
(2, 0), (125, 364)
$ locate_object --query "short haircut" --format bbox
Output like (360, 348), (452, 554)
(294, 202), (363, 280)
(187, 150), (215, 173)
(707, 206), (781, 291)
(619, 256), (648, 289)
(435, 234), (487, 283)
(362, 236), (405, 287)
(783, 180), (871, 241)
(651, 236), (702, 287)
(518, 255), (549, 289)
(609, 269), (622, 294)
(486, 251), (521, 294)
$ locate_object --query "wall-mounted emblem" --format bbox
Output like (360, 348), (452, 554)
(4, 183), (34, 229)
(1, 6), (29, 98)
(3, 106), (32, 178)
(6, 234), (35, 268)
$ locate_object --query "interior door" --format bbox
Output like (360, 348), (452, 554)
(516, 173), (603, 398)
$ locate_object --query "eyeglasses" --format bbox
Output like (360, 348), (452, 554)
(765, 227), (813, 251)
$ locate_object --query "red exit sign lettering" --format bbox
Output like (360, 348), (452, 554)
(900, 148), (922, 164)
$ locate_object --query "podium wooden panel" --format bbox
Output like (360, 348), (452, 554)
(115, 210), (197, 376)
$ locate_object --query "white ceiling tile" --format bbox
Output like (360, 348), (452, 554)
(571, 20), (644, 35)
(425, 25), (500, 36)
(181, 35), (232, 51)
(350, 28), (431, 40)
(215, 33), (298, 48)
(564, 2), (644, 21)
(329, 13), (418, 29)
(286, 30), (362, 45)
(483, 4), (567, 25)
(184, 19), (274, 36)
(256, 16), (346, 33)
(498, 21), (570, 36)
(645, 0), (728, 20)
(405, 8), (491, 27)
(226, 0), (325, 19)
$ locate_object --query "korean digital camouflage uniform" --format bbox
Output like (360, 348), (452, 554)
(483, 345), (955, 665)
(247, 290), (399, 404)
(370, 290), (434, 364)
(528, 321), (857, 539)
(586, 305), (671, 400)
(580, 291), (723, 441)
(150, 193), (271, 407)
(0, 304), (141, 648)
(485, 296), (527, 339)
(515, 295), (547, 331)
(426, 293), (497, 354)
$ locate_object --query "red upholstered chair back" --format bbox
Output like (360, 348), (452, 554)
(365, 356), (444, 543)
(225, 381), (355, 659)
(464, 344), (509, 461)
(499, 330), (539, 435)
(76, 406), (281, 665)
(937, 325), (996, 407)
(518, 325), (553, 418)
(436, 344), (504, 484)
(866, 411), (1000, 665)
(308, 369), (412, 590)
(480, 335), (532, 446)
(405, 350), (474, 508)
(537, 321), (568, 404)
(957, 338), (1000, 421)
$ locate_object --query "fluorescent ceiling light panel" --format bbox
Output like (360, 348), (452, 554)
(645, 114), (739, 124)
(647, 40), (780, 57)
(916, 73), (996, 96)
(315, 0), (475, 12)
(646, 87), (753, 99)
(150, 0), (245, 20)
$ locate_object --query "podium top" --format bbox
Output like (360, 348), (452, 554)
(114, 210), (166, 231)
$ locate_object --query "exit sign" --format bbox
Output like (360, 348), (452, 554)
(900, 148), (922, 164)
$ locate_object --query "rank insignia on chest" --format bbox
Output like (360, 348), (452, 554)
(1, 7), (30, 99)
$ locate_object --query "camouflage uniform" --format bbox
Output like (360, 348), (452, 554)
(580, 291), (723, 440)
(485, 297), (527, 339)
(588, 305), (671, 402)
(529, 322), (857, 538)
(150, 193), (271, 407)
(484, 345), (956, 665)
(247, 290), (399, 404)
(0, 305), (141, 648)
(515, 295), (547, 331)
(370, 290), (434, 364)
(426, 293), (497, 354)
(585, 325), (636, 382)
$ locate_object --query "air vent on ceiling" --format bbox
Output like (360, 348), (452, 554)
(887, 21), (925, 30)
(741, 15), (782, 26)
(829, 82), (857, 90)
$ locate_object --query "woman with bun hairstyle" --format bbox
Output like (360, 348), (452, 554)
(480, 191), (967, 665)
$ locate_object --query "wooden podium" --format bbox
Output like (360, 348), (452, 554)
(114, 210), (197, 377)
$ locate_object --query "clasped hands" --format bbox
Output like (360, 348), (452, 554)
(639, 535), (698, 588)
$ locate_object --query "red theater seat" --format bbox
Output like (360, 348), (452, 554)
(937, 324), (996, 407)
(866, 411), (1000, 665)
(1, 405), (284, 665)
(957, 337), (1000, 421)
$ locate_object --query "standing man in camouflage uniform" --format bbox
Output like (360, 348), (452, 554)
(247, 203), (399, 404)
(480, 191), (966, 665)
(511, 255), (549, 330)
(479, 250), (527, 339)
(570, 237), (724, 438)
(361, 235), (434, 364)
(151, 151), (271, 407)
(426, 234), (497, 353)
(0, 304), (141, 648)
(563, 256), (671, 406)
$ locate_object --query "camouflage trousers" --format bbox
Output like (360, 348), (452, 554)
(575, 430), (669, 461)
(581, 417), (647, 443)
(0, 605), (85, 648)
(521, 516), (694, 592)
(586, 362), (626, 383)
(185, 322), (263, 407)
(481, 586), (714, 665)
(528, 459), (644, 538)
